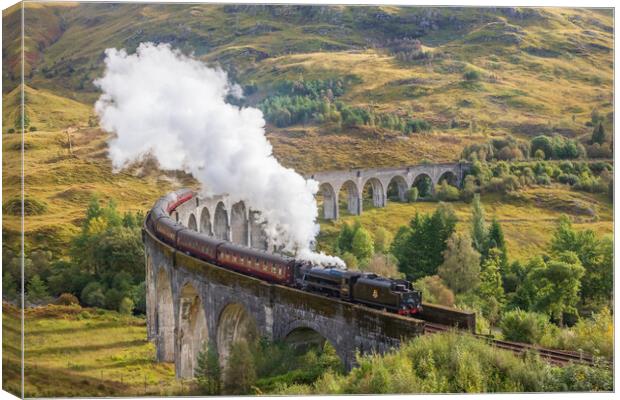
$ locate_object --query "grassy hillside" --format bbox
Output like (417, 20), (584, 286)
(2, 303), (186, 397)
(1, 2), (613, 255)
(4, 4), (614, 138)
(317, 187), (613, 262)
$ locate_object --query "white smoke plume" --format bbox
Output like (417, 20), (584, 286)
(95, 43), (344, 267)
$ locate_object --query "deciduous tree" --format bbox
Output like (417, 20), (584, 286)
(438, 231), (480, 294)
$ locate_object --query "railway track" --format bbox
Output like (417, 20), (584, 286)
(423, 322), (609, 368)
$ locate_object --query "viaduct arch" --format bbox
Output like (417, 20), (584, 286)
(309, 162), (469, 220)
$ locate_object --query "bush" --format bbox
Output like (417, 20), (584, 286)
(29, 126), (37, 132)
(55, 293), (80, 306)
(7, 128), (15, 134)
(119, 297), (134, 315)
(413, 275), (455, 306)
(557, 173), (580, 186)
(274, 332), (613, 394)
(81, 282), (106, 308)
(534, 149), (546, 160)
(406, 187), (419, 202)
(463, 69), (481, 81)
(435, 181), (460, 202)
(105, 288), (124, 311)
(535, 174), (551, 186)
(500, 309), (550, 344)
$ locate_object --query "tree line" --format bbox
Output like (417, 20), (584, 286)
(3, 197), (146, 315)
(258, 77), (431, 135)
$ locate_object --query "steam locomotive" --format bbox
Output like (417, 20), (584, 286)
(146, 189), (422, 316)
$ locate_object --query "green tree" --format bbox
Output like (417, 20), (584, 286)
(373, 227), (392, 254)
(550, 216), (608, 304)
(337, 222), (355, 253)
(486, 217), (507, 267)
(195, 342), (221, 395)
(470, 194), (487, 256)
(223, 340), (256, 395)
(26, 274), (50, 303)
(392, 205), (457, 281)
(81, 281), (106, 308)
(530, 136), (554, 159)
(438, 231), (480, 294)
(2, 272), (18, 301)
(591, 122), (606, 145)
(524, 253), (585, 325)
(477, 250), (505, 325)
(351, 227), (374, 262)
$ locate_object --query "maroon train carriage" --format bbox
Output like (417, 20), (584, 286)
(216, 242), (295, 285)
(154, 216), (186, 247)
(177, 229), (224, 263)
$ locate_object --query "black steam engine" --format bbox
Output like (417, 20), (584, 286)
(146, 189), (422, 316)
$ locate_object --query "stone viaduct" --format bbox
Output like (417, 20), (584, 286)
(144, 214), (424, 378)
(144, 163), (472, 379)
(308, 162), (470, 219)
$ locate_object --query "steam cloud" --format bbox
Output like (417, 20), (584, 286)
(95, 43), (343, 267)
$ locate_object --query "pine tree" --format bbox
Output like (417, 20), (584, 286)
(591, 122), (606, 145)
(26, 274), (50, 304)
(470, 194), (487, 256)
(195, 342), (221, 395)
(486, 217), (507, 267)
(392, 206), (457, 281)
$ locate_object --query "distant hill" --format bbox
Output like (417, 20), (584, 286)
(2, 4), (614, 170)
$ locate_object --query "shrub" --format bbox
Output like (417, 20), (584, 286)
(406, 187), (419, 202)
(557, 173), (580, 186)
(7, 128), (15, 134)
(413, 275), (455, 306)
(3, 197), (48, 216)
(534, 149), (546, 160)
(463, 69), (481, 81)
(535, 174), (551, 186)
(29, 126), (38, 132)
(81, 282), (106, 308)
(55, 293), (80, 306)
(500, 309), (550, 344)
(274, 332), (613, 394)
(435, 181), (460, 202)
(105, 288), (124, 311)
(119, 297), (134, 315)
